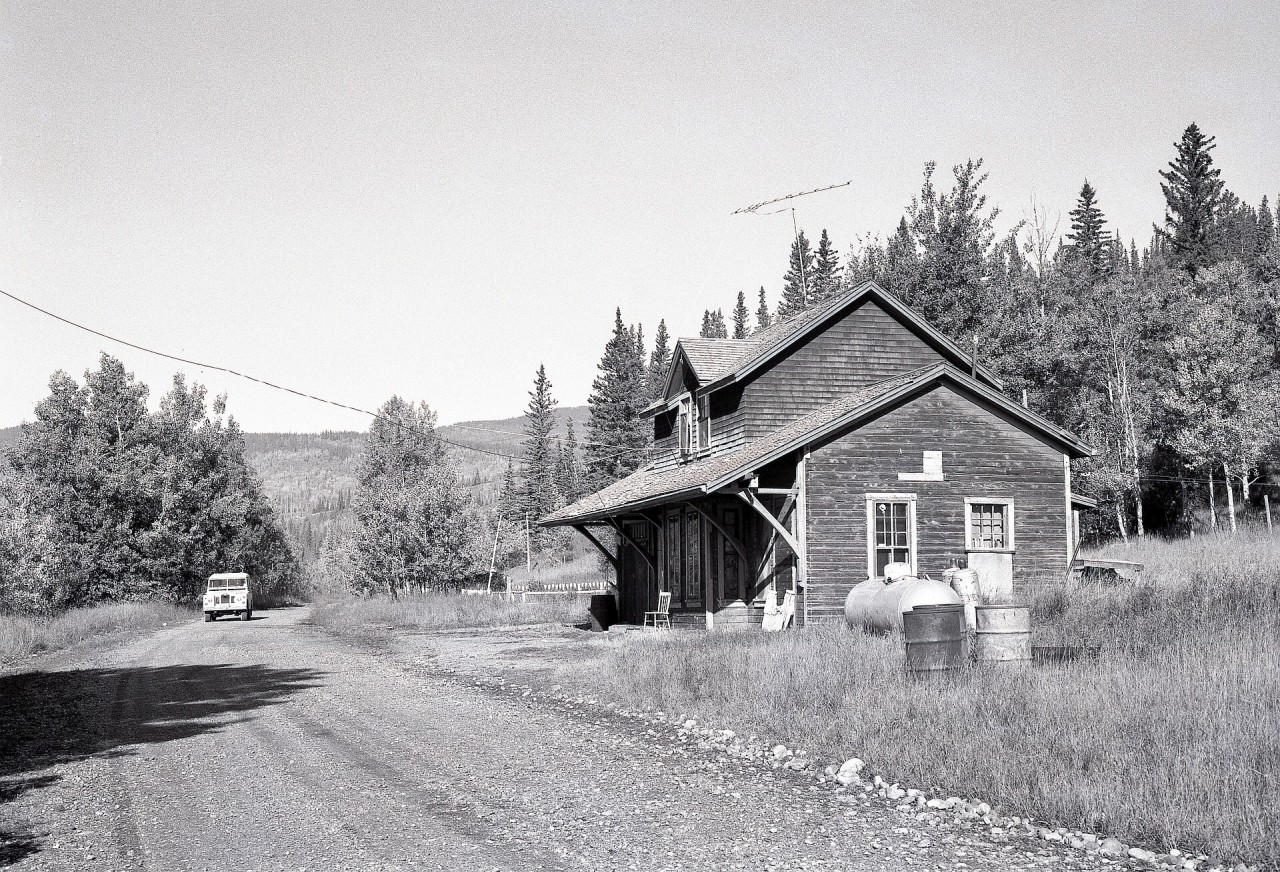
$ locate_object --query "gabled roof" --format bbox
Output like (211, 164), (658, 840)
(544, 364), (1091, 527)
(644, 281), (1003, 416)
(676, 339), (750, 385)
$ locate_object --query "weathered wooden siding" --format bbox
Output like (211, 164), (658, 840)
(714, 300), (956, 453)
(804, 384), (1068, 623)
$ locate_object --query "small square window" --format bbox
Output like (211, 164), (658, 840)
(966, 500), (1014, 551)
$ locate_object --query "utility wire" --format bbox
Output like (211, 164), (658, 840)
(0, 286), (657, 466)
(0, 287), (524, 462)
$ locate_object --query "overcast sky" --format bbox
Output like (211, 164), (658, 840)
(3, 2), (1278, 431)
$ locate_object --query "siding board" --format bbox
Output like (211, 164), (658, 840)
(804, 385), (1068, 622)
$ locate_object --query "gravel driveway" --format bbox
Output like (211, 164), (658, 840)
(2, 608), (1137, 871)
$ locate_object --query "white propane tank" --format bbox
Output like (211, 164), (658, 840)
(844, 575), (963, 633)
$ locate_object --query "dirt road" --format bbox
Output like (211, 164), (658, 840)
(2, 608), (1123, 871)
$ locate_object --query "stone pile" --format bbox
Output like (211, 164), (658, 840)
(467, 673), (1259, 872)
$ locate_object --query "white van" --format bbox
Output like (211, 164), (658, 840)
(203, 573), (253, 621)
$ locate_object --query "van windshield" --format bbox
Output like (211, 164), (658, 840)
(208, 579), (246, 590)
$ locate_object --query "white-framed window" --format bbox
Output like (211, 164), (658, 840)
(678, 392), (710, 458)
(865, 493), (917, 579)
(965, 498), (1015, 552)
(697, 394), (711, 451)
(678, 393), (692, 457)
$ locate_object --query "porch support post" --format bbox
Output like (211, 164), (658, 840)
(572, 525), (619, 572)
(738, 491), (801, 555)
(608, 519), (658, 573)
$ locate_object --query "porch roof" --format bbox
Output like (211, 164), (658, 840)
(543, 363), (1094, 527)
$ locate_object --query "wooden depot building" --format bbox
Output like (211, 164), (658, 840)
(541, 281), (1094, 628)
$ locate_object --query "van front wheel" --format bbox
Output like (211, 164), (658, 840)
(204, 613), (214, 622)
(241, 610), (251, 621)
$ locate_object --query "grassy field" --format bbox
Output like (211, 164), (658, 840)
(308, 590), (589, 637)
(0, 602), (194, 666)
(559, 532), (1280, 867)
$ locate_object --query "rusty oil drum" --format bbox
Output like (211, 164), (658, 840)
(902, 603), (965, 674)
(973, 604), (1031, 665)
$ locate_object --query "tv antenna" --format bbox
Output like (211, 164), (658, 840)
(732, 180), (852, 308)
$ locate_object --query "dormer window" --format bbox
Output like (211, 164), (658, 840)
(678, 396), (692, 457)
(677, 393), (710, 459)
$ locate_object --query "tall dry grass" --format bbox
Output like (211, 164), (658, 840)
(308, 590), (588, 637)
(563, 531), (1280, 866)
(0, 602), (194, 666)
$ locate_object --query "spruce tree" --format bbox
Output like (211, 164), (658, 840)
(905, 159), (998, 340)
(756, 286), (772, 331)
(1256, 196), (1274, 258)
(1158, 122), (1225, 272)
(700, 308), (728, 338)
(777, 230), (815, 319)
(555, 419), (583, 505)
(585, 309), (649, 491)
(520, 365), (559, 542)
(647, 319), (671, 401)
(812, 229), (842, 304)
(882, 217), (920, 300)
(1067, 180), (1112, 279)
(732, 290), (750, 338)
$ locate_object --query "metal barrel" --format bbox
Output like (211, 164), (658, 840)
(902, 604), (965, 674)
(588, 594), (617, 632)
(973, 604), (1031, 665)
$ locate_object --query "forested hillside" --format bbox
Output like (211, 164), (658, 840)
(243, 406), (589, 570)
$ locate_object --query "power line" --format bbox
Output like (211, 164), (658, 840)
(0, 287), (527, 462)
(1, 286), (658, 468)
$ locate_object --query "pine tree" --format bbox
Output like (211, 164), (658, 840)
(555, 419), (583, 505)
(700, 308), (728, 338)
(905, 159), (999, 340)
(647, 319), (671, 402)
(497, 459), (519, 521)
(812, 229), (842, 304)
(1256, 196), (1274, 258)
(519, 365), (559, 543)
(777, 230), (815, 319)
(1158, 122), (1225, 272)
(585, 309), (649, 491)
(756, 287), (772, 331)
(732, 290), (750, 338)
(1067, 180), (1112, 279)
(881, 217), (920, 300)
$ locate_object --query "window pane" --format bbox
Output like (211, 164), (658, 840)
(872, 501), (911, 577)
(970, 503), (1007, 549)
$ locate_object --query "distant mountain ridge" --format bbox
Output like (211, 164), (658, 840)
(243, 405), (589, 568)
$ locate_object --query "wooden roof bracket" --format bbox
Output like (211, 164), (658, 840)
(607, 518), (658, 573)
(737, 490), (801, 555)
(572, 525), (619, 572)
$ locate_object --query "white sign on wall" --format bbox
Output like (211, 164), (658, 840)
(898, 450), (944, 482)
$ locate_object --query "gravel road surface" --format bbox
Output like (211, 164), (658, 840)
(2, 608), (1135, 871)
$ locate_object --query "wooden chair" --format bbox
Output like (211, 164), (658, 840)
(644, 591), (672, 629)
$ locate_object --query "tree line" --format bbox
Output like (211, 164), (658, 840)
(695, 123), (1280, 539)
